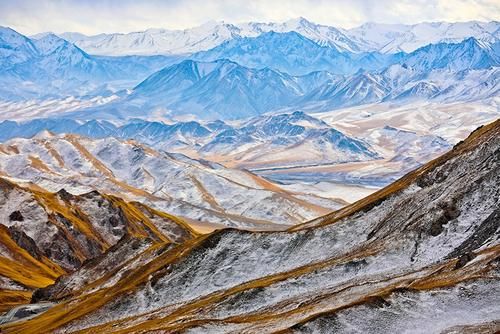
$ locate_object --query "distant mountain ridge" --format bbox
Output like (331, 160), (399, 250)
(345, 20), (500, 53)
(69, 37), (499, 119)
(0, 111), (380, 168)
(0, 26), (179, 99)
(0, 110), (454, 187)
(52, 18), (500, 56)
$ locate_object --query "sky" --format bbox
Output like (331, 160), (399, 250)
(1, 0), (499, 35)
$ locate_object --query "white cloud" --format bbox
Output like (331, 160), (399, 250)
(0, 0), (498, 35)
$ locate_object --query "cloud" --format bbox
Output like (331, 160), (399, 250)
(0, 0), (498, 35)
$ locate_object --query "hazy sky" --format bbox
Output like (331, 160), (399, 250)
(1, 0), (499, 35)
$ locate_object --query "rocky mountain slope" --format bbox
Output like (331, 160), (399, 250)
(0, 177), (196, 312)
(2, 119), (498, 333)
(0, 133), (342, 231)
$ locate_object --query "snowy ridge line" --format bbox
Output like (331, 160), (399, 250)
(48, 19), (500, 56)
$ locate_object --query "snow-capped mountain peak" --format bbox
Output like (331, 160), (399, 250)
(0, 26), (38, 65)
(32, 33), (81, 55)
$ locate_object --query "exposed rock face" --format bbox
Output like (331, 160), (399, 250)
(31, 236), (159, 303)
(8, 211), (24, 222)
(7, 226), (42, 260)
(0, 178), (196, 310)
(2, 119), (498, 332)
(0, 179), (194, 271)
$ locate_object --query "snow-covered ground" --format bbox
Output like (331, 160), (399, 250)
(0, 95), (120, 122)
(280, 181), (378, 204)
(317, 100), (500, 144)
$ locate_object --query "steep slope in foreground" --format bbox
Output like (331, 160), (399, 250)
(3, 119), (499, 333)
(0, 177), (196, 312)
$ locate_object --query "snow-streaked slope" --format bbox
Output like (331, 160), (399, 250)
(0, 177), (191, 270)
(0, 26), (38, 67)
(399, 37), (500, 71)
(75, 59), (310, 120)
(0, 96), (123, 122)
(4, 119), (498, 334)
(0, 134), (342, 230)
(131, 59), (304, 119)
(295, 38), (500, 112)
(318, 101), (500, 144)
(298, 72), (390, 109)
(191, 31), (400, 75)
(199, 111), (379, 169)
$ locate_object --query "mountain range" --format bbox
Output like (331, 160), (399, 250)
(0, 109), (456, 194)
(0, 110), (445, 172)
(70, 37), (499, 120)
(190, 31), (402, 75)
(1, 21), (499, 119)
(1, 117), (498, 333)
(0, 16), (499, 332)
(0, 20), (497, 211)
(56, 18), (500, 55)
(0, 27), (179, 100)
